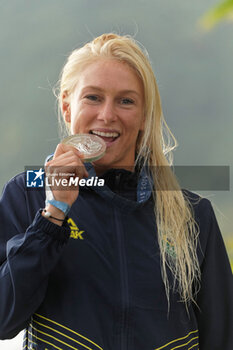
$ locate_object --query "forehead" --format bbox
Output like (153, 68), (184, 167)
(75, 59), (143, 95)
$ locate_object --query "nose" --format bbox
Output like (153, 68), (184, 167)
(97, 99), (117, 124)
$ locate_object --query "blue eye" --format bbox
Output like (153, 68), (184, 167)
(85, 95), (100, 101)
(121, 98), (134, 105)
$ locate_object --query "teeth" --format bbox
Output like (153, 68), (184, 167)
(91, 130), (119, 138)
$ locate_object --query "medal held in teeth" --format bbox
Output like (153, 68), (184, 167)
(61, 134), (106, 162)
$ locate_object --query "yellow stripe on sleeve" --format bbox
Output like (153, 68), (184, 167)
(28, 330), (63, 350)
(30, 325), (81, 350)
(155, 330), (198, 350)
(32, 319), (94, 350)
(35, 313), (103, 350)
(170, 336), (199, 350)
(188, 343), (199, 350)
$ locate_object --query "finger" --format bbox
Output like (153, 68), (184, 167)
(53, 143), (84, 160)
(71, 163), (89, 178)
(47, 155), (88, 177)
(46, 160), (89, 180)
(47, 151), (83, 166)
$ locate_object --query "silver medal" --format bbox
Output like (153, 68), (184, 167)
(61, 134), (106, 162)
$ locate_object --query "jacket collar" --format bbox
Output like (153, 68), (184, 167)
(84, 163), (152, 204)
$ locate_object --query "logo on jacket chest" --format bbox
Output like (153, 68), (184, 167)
(67, 217), (85, 240)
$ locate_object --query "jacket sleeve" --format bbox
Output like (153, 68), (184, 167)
(195, 199), (233, 350)
(0, 177), (70, 339)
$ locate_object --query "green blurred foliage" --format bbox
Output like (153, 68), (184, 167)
(225, 237), (233, 271)
(199, 0), (233, 268)
(200, 0), (233, 29)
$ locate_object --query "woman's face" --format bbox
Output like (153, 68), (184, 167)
(63, 59), (144, 172)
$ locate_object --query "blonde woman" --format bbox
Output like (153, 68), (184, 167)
(0, 33), (232, 350)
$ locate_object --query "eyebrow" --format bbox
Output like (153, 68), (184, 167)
(81, 86), (141, 97)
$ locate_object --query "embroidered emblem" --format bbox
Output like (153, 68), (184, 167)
(163, 236), (176, 258)
(67, 218), (85, 240)
(166, 240), (176, 257)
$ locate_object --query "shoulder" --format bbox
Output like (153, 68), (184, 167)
(1, 172), (27, 198)
(1, 171), (44, 209)
(182, 190), (224, 261)
(182, 189), (216, 233)
(182, 189), (213, 217)
(5, 172), (26, 188)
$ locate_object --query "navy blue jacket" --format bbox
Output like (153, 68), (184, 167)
(0, 165), (232, 349)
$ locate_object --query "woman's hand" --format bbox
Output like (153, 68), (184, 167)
(45, 143), (89, 208)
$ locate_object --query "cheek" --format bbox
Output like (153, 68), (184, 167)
(70, 115), (82, 134)
(127, 118), (143, 138)
(69, 105), (86, 133)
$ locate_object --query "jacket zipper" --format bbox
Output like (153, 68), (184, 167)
(114, 208), (129, 350)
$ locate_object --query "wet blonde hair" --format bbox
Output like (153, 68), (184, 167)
(56, 33), (200, 305)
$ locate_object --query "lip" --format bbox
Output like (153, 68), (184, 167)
(89, 129), (120, 148)
(89, 128), (121, 134)
(104, 136), (120, 147)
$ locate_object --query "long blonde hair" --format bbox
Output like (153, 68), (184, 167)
(55, 33), (201, 305)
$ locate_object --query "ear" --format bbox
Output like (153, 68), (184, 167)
(62, 92), (71, 123)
